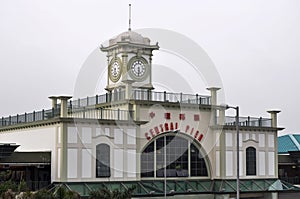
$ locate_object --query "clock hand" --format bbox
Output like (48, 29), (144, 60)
(137, 66), (140, 76)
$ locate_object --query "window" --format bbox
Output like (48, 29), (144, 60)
(141, 135), (208, 178)
(190, 144), (208, 176)
(96, 144), (110, 177)
(141, 143), (154, 177)
(246, 147), (256, 176)
(156, 136), (188, 177)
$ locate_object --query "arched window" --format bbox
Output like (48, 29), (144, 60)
(246, 147), (256, 176)
(141, 135), (208, 178)
(96, 144), (110, 177)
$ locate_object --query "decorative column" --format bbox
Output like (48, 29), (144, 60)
(59, 96), (72, 182)
(267, 110), (281, 128)
(59, 96), (72, 117)
(267, 110), (281, 199)
(49, 96), (72, 182)
(49, 96), (58, 110)
(207, 87), (220, 106)
(207, 87), (220, 125)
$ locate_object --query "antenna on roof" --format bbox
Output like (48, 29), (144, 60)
(128, 4), (132, 31)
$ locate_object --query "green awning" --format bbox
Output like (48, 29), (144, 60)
(51, 179), (300, 198)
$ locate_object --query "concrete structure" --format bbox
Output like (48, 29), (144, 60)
(0, 29), (297, 198)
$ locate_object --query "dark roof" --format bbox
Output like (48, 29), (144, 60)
(0, 143), (19, 159)
(278, 134), (300, 154)
(0, 151), (51, 164)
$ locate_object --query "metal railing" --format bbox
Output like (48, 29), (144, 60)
(0, 90), (210, 127)
(0, 108), (134, 127)
(132, 90), (211, 105)
(68, 90), (211, 109)
(69, 91), (126, 109)
(0, 108), (60, 127)
(222, 116), (272, 127)
(69, 107), (134, 121)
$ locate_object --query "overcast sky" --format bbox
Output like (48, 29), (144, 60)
(0, 0), (299, 135)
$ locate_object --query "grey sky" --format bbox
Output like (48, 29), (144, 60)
(0, 0), (299, 135)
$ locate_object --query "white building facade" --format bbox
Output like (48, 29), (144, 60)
(0, 30), (292, 199)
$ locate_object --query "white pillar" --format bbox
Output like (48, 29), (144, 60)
(48, 96), (58, 109)
(207, 87), (220, 106)
(267, 110), (281, 179)
(59, 96), (72, 117)
(219, 108), (226, 125)
(267, 110), (281, 128)
(207, 87), (221, 125)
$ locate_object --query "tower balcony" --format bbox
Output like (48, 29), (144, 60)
(69, 90), (211, 108)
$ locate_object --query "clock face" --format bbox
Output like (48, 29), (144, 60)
(111, 61), (120, 77)
(109, 59), (122, 82)
(128, 57), (149, 81)
(131, 60), (146, 77)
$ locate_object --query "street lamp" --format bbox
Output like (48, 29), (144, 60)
(164, 134), (167, 198)
(225, 105), (240, 199)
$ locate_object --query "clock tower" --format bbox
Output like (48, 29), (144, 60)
(100, 30), (159, 99)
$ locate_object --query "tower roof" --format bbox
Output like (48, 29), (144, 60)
(109, 30), (150, 46)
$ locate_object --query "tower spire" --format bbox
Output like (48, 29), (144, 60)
(128, 4), (131, 31)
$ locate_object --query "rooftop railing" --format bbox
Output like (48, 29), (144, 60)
(0, 107), (134, 127)
(0, 90), (210, 127)
(132, 90), (211, 105)
(0, 108), (60, 127)
(222, 116), (272, 127)
(69, 90), (211, 109)
(69, 107), (134, 121)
